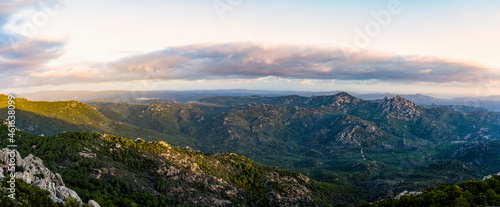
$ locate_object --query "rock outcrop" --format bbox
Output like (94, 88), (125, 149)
(263, 172), (313, 207)
(483, 172), (500, 180)
(377, 96), (422, 121)
(0, 148), (98, 206)
(88, 200), (101, 207)
(394, 190), (423, 199)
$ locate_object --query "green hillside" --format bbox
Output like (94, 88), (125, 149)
(0, 123), (359, 206)
(2, 123), (499, 206)
(356, 175), (500, 207)
(0, 95), (195, 147)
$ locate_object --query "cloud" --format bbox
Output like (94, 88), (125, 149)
(4, 42), (500, 88)
(0, 0), (67, 85)
(101, 42), (498, 83)
(0, 39), (65, 70)
(418, 69), (433, 74)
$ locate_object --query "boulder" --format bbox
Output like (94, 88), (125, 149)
(56, 186), (82, 203)
(88, 200), (101, 207)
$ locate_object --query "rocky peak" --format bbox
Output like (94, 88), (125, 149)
(307, 92), (361, 107)
(332, 92), (362, 105)
(377, 95), (422, 120)
(379, 96), (417, 111)
(335, 92), (354, 98)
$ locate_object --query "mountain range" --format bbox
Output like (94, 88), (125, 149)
(1, 92), (500, 206)
(19, 90), (500, 111)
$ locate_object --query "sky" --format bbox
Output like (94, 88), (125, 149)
(1, 0), (500, 97)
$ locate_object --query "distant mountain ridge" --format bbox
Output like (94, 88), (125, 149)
(19, 90), (500, 111)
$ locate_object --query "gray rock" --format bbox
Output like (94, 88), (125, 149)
(483, 172), (500, 180)
(32, 180), (57, 192)
(50, 196), (64, 203)
(56, 186), (82, 203)
(88, 200), (101, 207)
(395, 190), (422, 199)
(263, 172), (313, 207)
(0, 148), (81, 204)
(0, 166), (4, 181)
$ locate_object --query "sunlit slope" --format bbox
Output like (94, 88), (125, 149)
(0, 94), (195, 146)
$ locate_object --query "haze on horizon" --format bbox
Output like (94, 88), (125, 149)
(1, 0), (499, 97)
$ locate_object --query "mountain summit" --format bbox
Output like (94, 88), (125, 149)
(376, 95), (423, 121)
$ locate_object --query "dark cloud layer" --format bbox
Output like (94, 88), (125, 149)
(99, 42), (496, 84)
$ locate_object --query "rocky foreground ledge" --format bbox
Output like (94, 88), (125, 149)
(0, 148), (100, 207)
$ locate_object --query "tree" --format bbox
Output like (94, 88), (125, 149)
(64, 197), (80, 207)
(453, 196), (470, 207)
